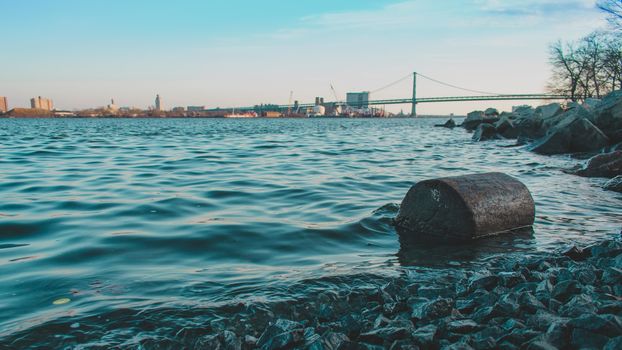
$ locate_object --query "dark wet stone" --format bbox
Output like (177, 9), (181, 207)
(389, 339), (420, 350)
(559, 294), (597, 318)
(495, 341), (519, 350)
(498, 328), (540, 346)
(527, 310), (564, 331)
(575, 151), (622, 178)
(587, 240), (622, 258)
(495, 116), (519, 139)
(498, 272), (526, 288)
(196, 334), (223, 350)
(468, 275), (499, 293)
(418, 286), (451, 299)
(568, 314), (622, 337)
(599, 301), (622, 315)
(411, 298), (454, 322)
(472, 123), (499, 142)
(446, 319), (479, 334)
(551, 280), (581, 302)
(605, 176), (622, 193)
(435, 119), (457, 128)
(548, 299), (563, 314)
(471, 305), (506, 323)
(359, 326), (411, 345)
(602, 267), (622, 285)
(471, 336), (496, 350)
(244, 335), (258, 349)
(518, 291), (545, 314)
(500, 319), (526, 332)
(222, 330), (242, 350)
(545, 320), (571, 349)
(336, 341), (372, 350)
(496, 293), (520, 315)
(441, 340), (475, 350)
(257, 319), (304, 350)
(570, 328), (609, 350)
(605, 336), (622, 350)
(562, 245), (590, 261)
(411, 324), (437, 348)
(307, 332), (349, 350)
(524, 340), (558, 350)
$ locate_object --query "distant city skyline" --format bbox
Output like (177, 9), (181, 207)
(0, 0), (609, 114)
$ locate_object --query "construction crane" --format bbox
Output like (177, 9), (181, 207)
(287, 91), (293, 116)
(330, 84), (347, 115)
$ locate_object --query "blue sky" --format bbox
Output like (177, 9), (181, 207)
(0, 0), (608, 113)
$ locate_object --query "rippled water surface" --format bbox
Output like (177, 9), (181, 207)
(0, 118), (620, 345)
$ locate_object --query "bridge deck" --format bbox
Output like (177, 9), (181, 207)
(210, 94), (570, 111)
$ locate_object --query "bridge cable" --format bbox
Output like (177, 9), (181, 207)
(416, 73), (503, 96)
(369, 73), (414, 94)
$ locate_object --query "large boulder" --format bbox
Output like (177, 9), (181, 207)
(395, 173), (535, 241)
(485, 108), (499, 117)
(463, 111), (485, 131)
(473, 123), (499, 142)
(535, 103), (564, 120)
(575, 151), (622, 178)
(529, 111), (609, 155)
(495, 116), (520, 139)
(592, 90), (622, 143)
(513, 105), (535, 118)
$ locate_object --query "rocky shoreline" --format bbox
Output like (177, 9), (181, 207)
(178, 238), (622, 349)
(438, 90), (622, 193)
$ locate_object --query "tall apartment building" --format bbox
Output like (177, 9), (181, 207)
(155, 94), (162, 111)
(0, 96), (7, 113)
(30, 96), (54, 110)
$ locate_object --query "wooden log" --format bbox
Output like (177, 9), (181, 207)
(395, 173), (535, 241)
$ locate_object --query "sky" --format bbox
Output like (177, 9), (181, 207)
(0, 0), (610, 114)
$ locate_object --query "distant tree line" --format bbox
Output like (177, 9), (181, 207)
(548, 1), (622, 100)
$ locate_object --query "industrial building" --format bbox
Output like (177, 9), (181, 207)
(0, 96), (7, 113)
(346, 92), (370, 108)
(30, 96), (54, 110)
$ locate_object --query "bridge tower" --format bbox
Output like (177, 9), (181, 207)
(411, 72), (417, 117)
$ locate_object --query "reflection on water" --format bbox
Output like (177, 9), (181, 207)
(0, 118), (620, 344)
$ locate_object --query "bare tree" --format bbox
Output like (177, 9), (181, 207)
(598, 0), (622, 30)
(549, 31), (622, 100)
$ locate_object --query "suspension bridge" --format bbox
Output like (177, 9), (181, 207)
(213, 72), (570, 116)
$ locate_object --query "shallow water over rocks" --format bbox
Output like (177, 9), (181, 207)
(0, 118), (620, 346)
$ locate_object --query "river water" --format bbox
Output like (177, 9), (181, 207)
(0, 118), (620, 347)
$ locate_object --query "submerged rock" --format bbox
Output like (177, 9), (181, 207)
(472, 124), (498, 142)
(574, 151), (622, 178)
(436, 119), (457, 128)
(605, 176), (622, 193)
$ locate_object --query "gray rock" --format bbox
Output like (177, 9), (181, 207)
(605, 336), (622, 350)
(513, 105), (535, 118)
(593, 90), (622, 143)
(575, 151), (622, 178)
(446, 319), (480, 334)
(464, 111), (485, 131)
(605, 176), (622, 193)
(436, 119), (457, 128)
(583, 98), (602, 111)
(468, 275), (500, 292)
(222, 330), (241, 350)
(389, 339), (420, 350)
(257, 319), (304, 350)
(485, 108), (499, 117)
(495, 117), (520, 139)
(568, 314), (622, 337)
(196, 335), (223, 350)
(530, 108), (610, 155)
(411, 324), (437, 348)
(535, 103), (564, 120)
(551, 280), (581, 302)
(559, 294), (597, 318)
(411, 298), (454, 322)
(498, 272), (526, 288)
(518, 291), (545, 314)
(545, 320), (571, 349)
(570, 328), (609, 350)
(472, 123), (499, 142)
(524, 340), (558, 350)
(359, 326), (411, 345)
